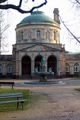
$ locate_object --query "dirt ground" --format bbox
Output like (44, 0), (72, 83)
(0, 85), (80, 120)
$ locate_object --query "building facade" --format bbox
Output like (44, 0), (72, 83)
(0, 9), (80, 78)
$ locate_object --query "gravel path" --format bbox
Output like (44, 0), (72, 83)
(0, 85), (80, 120)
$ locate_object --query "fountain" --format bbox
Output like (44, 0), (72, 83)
(34, 56), (54, 82)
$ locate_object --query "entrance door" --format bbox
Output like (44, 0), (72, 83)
(22, 56), (31, 75)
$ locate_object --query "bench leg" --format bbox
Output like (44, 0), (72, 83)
(0, 84), (1, 88)
(17, 102), (19, 109)
(21, 101), (24, 110)
(12, 84), (14, 89)
(17, 101), (24, 110)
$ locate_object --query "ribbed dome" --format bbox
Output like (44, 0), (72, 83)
(19, 11), (54, 24)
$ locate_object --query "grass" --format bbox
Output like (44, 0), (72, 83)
(0, 88), (33, 112)
(75, 87), (80, 91)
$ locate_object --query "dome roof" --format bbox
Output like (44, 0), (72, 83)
(20, 11), (54, 25)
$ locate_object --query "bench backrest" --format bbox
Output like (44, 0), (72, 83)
(0, 82), (14, 85)
(0, 93), (23, 99)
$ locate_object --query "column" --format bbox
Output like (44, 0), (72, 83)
(16, 59), (19, 76)
(57, 59), (61, 76)
(70, 64), (74, 75)
(18, 60), (22, 77)
(31, 59), (34, 76)
(45, 58), (47, 72)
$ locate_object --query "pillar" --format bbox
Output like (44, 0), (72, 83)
(57, 59), (61, 76)
(45, 58), (47, 72)
(31, 59), (34, 76)
(18, 60), (22, 77)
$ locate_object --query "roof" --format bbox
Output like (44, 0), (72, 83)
(19, 11), (54, 25)
(66, 52), (80, 55)
(0, 55), (12, 61)
(66, 52), (80, 60)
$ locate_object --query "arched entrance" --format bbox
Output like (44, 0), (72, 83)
(47, 55), (57, 75)
(22, 56), (31, 75)
(35, 55), (42, 72)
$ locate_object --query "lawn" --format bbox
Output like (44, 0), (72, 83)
(0, 88), (32, 112)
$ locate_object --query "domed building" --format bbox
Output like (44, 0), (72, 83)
(13, 9), (65, 77)
(0, 8), (80, 78)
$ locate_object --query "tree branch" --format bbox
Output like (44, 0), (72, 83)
(75, 0), (80, 4)
(71, 0), (80, 6)
(18, 0), (23, 8)
(59, 15), (80, 44)
(0, 0), (7, 3)
(0, 0), (47, 13)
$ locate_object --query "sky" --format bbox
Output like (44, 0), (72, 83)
(2, 0), (80, 54)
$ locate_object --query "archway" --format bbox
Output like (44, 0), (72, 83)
(47, 55), (57, 75)
(22, 56), (31, 75)
(35, 55), (42, 72)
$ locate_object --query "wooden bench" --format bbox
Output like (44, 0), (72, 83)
(0, 93), (26, 110)
(0, 82), (15, 89)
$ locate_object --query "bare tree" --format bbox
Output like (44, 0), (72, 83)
(0, 10), (9, 54)
(58, 0), (80, 44)
(0, 0), (47, 13)
(59, 15), (80, 44)
(71, 0), (80, 5)
(70, 0), (80, 9)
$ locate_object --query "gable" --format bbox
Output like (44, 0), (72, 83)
(26, 45), (53, 52)
(17, 43), (63, 52)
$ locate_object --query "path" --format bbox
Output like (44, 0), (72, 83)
(0, 85), (80, 120)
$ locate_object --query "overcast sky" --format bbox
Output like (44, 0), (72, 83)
(3, 0), (80, 54)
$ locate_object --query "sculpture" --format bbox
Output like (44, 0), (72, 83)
(34, 56), (54, 82)
(40, 56), (45, 72)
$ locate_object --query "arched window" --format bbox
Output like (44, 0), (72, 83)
(0, 64), (3, 74)
(66, 63), (70, 73)
(7, 64), (12, 74)
(74, 63), (79, 73)
(37, 30), (40, 38)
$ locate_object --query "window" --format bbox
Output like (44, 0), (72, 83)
(54, 31), (57, 40)
(37, 30), (40, 38)
(0, 64), (3, 74)
(46, 31), (50, 40)
(74, 63), (79, 73)
(7, 64), (12, 74)
(21, 31), (24, 40)
(66, 63), (70, 73)
(28, 31), (31, 39)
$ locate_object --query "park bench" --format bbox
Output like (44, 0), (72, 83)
(0, 82), (15, 89)
(0, 93), (26, 110)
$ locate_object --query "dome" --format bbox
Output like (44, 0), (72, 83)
(19, 11), (54, 25)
